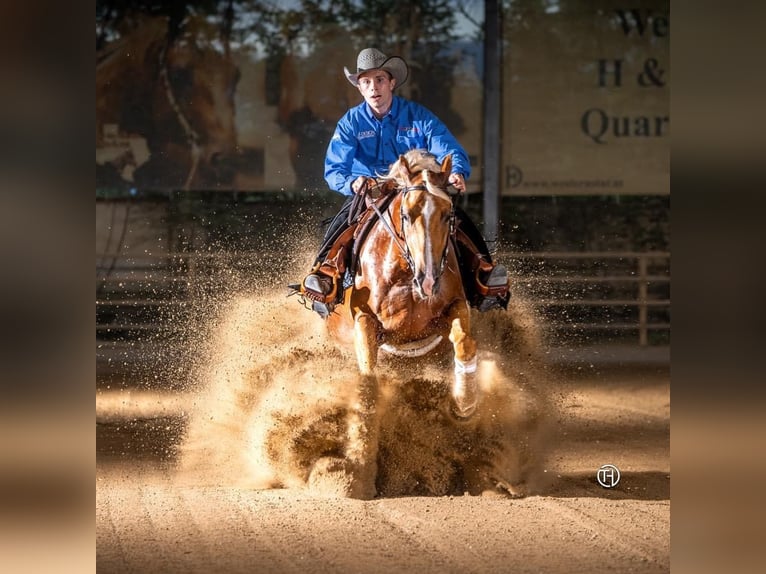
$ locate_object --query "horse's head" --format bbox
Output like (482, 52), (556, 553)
(97, 16), (253, 190)
(388, 150), (456, 299)
(162, 35), (241, 186)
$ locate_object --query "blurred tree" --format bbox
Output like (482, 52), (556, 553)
(98, 0), (465, 124)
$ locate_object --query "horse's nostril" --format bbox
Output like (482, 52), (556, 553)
(209, 152), (222, 166)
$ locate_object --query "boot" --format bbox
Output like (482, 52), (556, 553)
(301, 271), (338, 318)
(454, 230), (510, 312)
(476, 263), (510, 312)
(300, 223), (357, 318)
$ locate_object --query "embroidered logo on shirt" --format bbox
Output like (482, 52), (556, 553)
(357, 130), (376, 140)
(398, 126), (420, 138)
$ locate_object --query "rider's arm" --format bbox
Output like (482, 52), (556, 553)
(417, 105), (472, 181)
(324, 114), (358, 196)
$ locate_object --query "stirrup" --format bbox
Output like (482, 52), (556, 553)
(477, 292), (510, 312)
(476, 264), (510, 312)
(485, 264), (508, 288)
(304, 273), (333, 297)
(301, 272), (339, 318)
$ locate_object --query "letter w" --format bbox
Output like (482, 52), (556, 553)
(615, 9), (648, 36)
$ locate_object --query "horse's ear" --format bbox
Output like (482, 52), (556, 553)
(441, 154), (453, 175)
(379, 179), (398, 195)
(390, 154), (410, 181)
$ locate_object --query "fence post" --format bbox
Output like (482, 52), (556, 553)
(638, 255), (648, 346)
(482, 0), (502, 246)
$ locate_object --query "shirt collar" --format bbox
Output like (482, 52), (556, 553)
(364, 95), (399, 121)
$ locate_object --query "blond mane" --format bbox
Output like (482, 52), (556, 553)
(381, 149), (452, 202)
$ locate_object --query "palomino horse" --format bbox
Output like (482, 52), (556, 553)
(96, 16), (241, 190)
(325, 149), (479, 498)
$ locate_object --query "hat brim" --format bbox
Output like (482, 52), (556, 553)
(344, 56), (408, 88)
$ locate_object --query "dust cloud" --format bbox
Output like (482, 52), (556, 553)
(179, 281), (556, 498)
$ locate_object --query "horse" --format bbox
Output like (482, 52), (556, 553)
(324, 149), (480, 498)
(96, 15), (242, 190)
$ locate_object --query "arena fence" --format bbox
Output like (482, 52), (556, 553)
(96, 250), (670, 376)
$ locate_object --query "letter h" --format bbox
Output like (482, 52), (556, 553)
(597, 59), (623, 87)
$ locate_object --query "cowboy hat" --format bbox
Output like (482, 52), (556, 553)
(344, 48), (408, 88)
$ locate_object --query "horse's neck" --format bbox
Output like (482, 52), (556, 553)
(374, 193), (410, 273)
(100, 18), (167, 67)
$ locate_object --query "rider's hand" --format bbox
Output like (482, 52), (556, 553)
(449, 173), (466, 193)
(351, 176), (368, 194)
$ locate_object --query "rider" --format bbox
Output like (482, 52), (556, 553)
(300, 47), (510, 317)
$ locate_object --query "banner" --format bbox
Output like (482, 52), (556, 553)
(95, 2), (668, 196)
(502, 1), (669, 195)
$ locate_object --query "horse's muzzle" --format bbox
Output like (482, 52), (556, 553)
(414, 272), (440, 299)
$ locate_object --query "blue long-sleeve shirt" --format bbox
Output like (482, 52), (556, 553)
(324, 95), (471, 196)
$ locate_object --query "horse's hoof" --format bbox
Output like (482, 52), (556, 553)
(348, 480), (377, 500)
(307, 457), (377, 499)
(496, 480), (527, 499)
(451, 402), (477, 420)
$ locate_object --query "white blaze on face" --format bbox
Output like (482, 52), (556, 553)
(419, 197), (438, 296)
(407, 188), (451, 299)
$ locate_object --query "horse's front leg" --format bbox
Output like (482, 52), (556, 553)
(354, 312), (378, 376)
(447, 301), (479, 418)
(345, 312), (381, 499)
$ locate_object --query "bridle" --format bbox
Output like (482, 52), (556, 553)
(158, 41), (201, 190)
(369, 180), (457, 281)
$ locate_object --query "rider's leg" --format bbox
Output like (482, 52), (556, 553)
(302, 196), (356, 312)
(303, 224), (355, 297)
(453, 207), (510, 312)
(315, 195), (356, 265)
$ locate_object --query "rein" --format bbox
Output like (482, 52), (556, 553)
(159, 41), (201, 190)
(369, 189), (415, 271)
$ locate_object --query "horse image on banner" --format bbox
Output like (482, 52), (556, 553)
(96, 16), (246, 190)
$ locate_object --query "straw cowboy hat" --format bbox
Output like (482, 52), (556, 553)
(344, 48), (409, 88)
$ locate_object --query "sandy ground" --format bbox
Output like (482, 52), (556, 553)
(96, 295), (669, 573)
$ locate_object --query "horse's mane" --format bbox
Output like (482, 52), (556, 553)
(400, 149), (441, 173)
(381, 149), (452, 202)
(97, 17), (168, 75)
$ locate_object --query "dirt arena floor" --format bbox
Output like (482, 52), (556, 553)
(96, 294), (669, 573)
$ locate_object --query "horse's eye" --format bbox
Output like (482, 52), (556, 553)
(401, 213), (409, 223)
(168, 67), (193, 91)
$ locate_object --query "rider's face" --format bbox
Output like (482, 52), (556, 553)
(357, 70), (396, 118)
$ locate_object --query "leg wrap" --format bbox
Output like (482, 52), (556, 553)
(454, 355), (478, 375)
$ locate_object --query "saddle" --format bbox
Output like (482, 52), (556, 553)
(309, 180), (398, 297)
(290, 179), (508, 312)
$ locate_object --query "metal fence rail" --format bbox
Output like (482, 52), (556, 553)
(500, 251), (670, 346)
